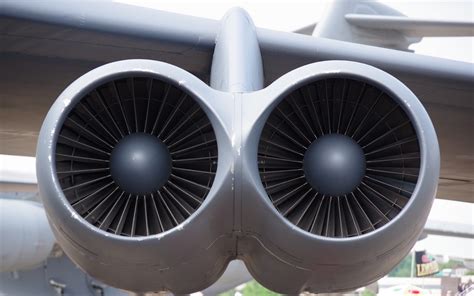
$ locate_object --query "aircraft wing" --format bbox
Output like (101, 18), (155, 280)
(1, 0), (473, 204)
(423, 220), (474, 239)
(294, 16), (474, 38)
(345, 14), (474, 37)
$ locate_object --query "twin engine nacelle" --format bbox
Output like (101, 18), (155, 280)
(36, 60), (439, 293)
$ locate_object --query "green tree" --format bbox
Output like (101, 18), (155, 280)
(388, 255), (466, 278)
(438, 259), (463, 270)
(219, 280), (280, 296)
(219, 289), (236, 296)
(242, 281), (280, 295)
(389, 254), (413, 277)
(361, 289), (376, 296)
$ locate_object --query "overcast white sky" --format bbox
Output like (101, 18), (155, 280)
(0, 0), (473, 259)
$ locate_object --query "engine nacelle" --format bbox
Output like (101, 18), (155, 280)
(37, 60), (439, 293)
(239, 61), (439, 293)
(36, 60), (236, 293)
(0, 199), (55, 272)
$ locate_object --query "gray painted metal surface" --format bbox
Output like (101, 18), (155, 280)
(1, 1), (471, 206)
(312, 0), (421, 50)
(0, 252), (128, 296)
(1, 0), (472, 91)
(36, 59), (440, 296)
(238, 61), (439, 292)
(423, 220), (474, 240)
(210, 8), (264, 92)
(37, 60), (236, 293)
(36, 58), (440, 293)
(344, 14), (474, 37)
(0, 199), (55, 272)
(311, 0), (474, 49)
(0, 0), (455, 294)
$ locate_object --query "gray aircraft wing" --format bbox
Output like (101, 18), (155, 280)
(0, 0), (473, 203)
(345, 15), (474, 37)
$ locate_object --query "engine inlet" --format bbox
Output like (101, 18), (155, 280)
(55, 77), (218, 237)
(259, 77), (420, 238)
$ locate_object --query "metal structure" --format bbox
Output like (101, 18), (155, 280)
(1, 0), (473, 294)
(0, 199), (55, 272)
(34, 8), (440, 293)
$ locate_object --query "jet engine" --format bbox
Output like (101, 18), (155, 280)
(37, 60), (439, 294)
(36, 60), (236, 293)
(239, 61), (440, 293)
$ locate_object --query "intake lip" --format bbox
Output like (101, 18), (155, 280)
(54, 75), (218, 237)
(36, 59), (235, 293)
(258, 75), (421, 238)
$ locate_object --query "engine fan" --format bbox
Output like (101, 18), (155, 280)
(258, 77), (419, 238)
(37, 60), (235, 293)
(55, 76), (217, 236)
(239, 61), (438, 293)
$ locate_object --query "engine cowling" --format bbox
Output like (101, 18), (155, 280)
(36, 60), (236, 293)
(37, 59), (439, 294)
(239, 61), (439, 293)
(0, 199), (55, 272)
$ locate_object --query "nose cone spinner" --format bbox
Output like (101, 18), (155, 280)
(303, 134), (366, 196)
(110, 133), (171, 194)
